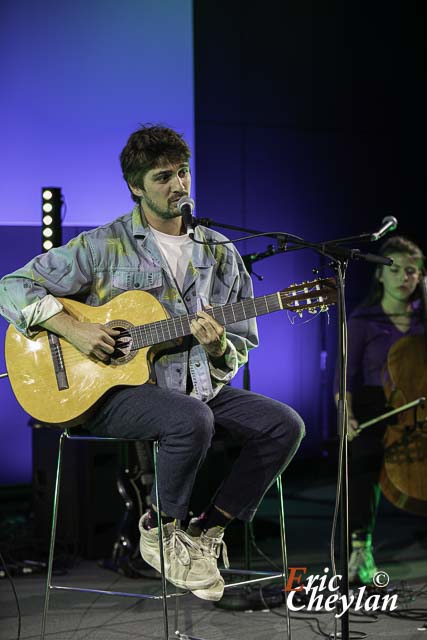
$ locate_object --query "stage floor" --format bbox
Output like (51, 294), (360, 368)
(1, 468), (426, 639)
(0, 559), (426, 640)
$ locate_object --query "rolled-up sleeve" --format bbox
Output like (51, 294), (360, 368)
(0, 233), (95, 336)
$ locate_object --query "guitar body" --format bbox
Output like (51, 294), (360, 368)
(5, 290), (169, 427)
(4, 276), (337, 427)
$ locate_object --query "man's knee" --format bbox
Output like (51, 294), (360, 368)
(278, 405), (306, 447)
(179, 400), (215, 449)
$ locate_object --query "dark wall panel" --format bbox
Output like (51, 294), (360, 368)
(194, 1), (427, 451)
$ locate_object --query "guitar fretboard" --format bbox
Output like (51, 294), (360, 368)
(130, 293), (283, 350)
(126, 277), (335, 352)
(129, 292), (283, 350)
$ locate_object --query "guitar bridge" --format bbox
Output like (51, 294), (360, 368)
(48, 332), (69, 391)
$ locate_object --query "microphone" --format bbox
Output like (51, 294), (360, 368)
(177, 195), (196, 238)
(370, 216), (398, 242)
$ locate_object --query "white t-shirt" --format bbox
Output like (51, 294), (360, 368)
(150, 226), (193, 291)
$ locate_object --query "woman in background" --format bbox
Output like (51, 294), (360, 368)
(336, 236), (425, 584)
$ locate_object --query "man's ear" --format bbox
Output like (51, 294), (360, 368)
(375, 265), (383, 283)
(129, 183), (144, 197)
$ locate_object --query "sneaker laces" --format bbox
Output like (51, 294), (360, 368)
(164, 527), (203, 567)
(200, 531), (230, 569)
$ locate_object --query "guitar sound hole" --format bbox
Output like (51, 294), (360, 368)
(111, 326), (133, 362)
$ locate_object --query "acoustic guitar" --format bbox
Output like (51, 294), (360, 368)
(4, 277), (336, 426)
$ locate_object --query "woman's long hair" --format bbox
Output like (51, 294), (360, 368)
(362, 236), (425, 307)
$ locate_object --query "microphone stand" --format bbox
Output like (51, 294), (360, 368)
(194, 216), (392, 639)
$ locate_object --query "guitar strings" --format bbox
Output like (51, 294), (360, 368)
(286, 307), (331, 327)
(130, 289), (328, 350)
(46, 285), (331, 366)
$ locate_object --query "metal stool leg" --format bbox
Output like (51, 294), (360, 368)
(38, 434), (183, 639)
(276, 474), (291, 640)
(39, 434), (290, 640)
(153, 440), (170, 640)
(40, 431), (67, 640)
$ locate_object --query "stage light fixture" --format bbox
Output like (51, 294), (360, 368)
(41, 187), (62, 252)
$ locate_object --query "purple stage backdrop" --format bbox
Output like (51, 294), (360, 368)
(0, 0), (194, 227)
(0, 0), (194, 484)
(0, 1), (341, 488)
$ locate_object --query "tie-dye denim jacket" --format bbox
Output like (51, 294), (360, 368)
(0, 206), (258, 402)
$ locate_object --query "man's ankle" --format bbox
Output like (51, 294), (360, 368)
(197, 505), (234, 533)
(145, 506), (175, 530)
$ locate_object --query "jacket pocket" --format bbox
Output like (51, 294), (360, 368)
(111, 269), (163, 294)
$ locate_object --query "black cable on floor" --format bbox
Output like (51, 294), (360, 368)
(383, 608), (427, 621)
(0, 549), (21, 640)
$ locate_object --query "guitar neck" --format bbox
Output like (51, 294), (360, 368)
(128, 276), (336, 351)
(130, 292), (283, 350)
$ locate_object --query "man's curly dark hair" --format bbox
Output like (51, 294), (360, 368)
(120, 124), (191, 202)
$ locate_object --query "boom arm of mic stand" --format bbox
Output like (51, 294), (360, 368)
(318, 245), (393, 266)
(320, 232), (373, 245)
(197, 217), (275, 237)
(196, 220), (394, 273)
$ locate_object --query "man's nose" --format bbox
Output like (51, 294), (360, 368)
(171, 173), (186, 192)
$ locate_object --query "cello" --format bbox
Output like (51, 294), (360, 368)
(359, 275), (427, 515)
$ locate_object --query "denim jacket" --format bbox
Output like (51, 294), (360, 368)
(0, 206), (258, 402)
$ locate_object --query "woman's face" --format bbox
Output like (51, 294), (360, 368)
(379, 252), (422, 304)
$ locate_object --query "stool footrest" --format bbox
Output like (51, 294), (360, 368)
(50, 584), (187, 600)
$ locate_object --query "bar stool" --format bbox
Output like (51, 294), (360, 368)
(40, 429), (291, 640)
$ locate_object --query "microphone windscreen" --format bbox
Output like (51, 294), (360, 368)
(177, 196), (195, 214)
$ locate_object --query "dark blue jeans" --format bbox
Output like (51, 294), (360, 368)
(86, 384), (305, 521)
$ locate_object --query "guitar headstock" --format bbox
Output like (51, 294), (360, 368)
(280, 277), (337, 315)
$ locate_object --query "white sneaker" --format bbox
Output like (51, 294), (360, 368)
(198, 526), (230, 569)
(139, 513), (219, 591)
(191, 576), (225, 602)
(188, 524), (230, 601)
